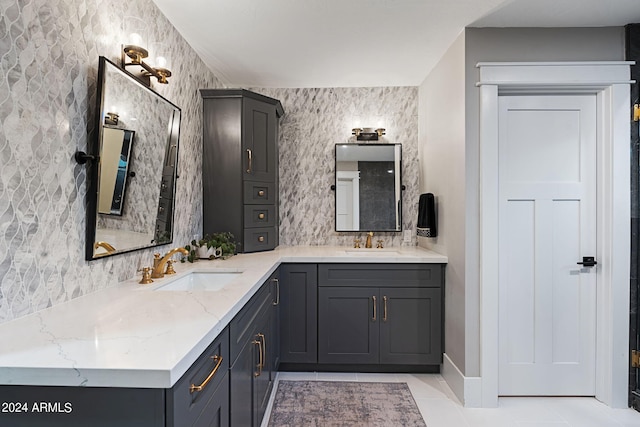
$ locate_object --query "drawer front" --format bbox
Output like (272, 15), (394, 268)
(168, 327), (230, 427)
(318, 263), (444, 288)
(230, 279), (274, 363)
(243, 181), (275, 204)
(243, 227), (276, 252)
(244, 205), (276, 228)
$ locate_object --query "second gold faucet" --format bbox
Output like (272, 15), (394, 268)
(365, 231), (374, 248)
(151, 247), (189, 279)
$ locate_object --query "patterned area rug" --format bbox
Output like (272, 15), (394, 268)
(267, 381), (426, 427)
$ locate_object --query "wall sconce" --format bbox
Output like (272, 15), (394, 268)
(122, 44), (172, 85)
(104, 112), (119, 126)
(120, 20), (171, 86)
(352, 127), (386, 141)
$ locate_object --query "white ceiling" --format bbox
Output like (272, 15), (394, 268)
(150, 0), (640, 88)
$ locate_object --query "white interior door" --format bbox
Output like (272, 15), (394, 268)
(498, 94), (597, 395)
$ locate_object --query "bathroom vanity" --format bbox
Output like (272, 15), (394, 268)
(0, 246), (446, 426)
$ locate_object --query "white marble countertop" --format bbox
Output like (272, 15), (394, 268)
(0, 246), (446, 388)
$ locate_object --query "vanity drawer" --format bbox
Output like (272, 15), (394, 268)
(167, 327), (230, 427)
(243, 227), (276, 252)
(243, 181), (276, 204)
(230, 278), (274, 363)
(244, 205), (276, 228)
(318, 263), (444, 288)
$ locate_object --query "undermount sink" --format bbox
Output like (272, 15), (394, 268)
(344, 249), (400, 256)
(154, 271), (242, 291)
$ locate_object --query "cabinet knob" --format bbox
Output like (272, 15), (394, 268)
(258, 190), (265, 197)
(258, 236), (265, 242)
(258, 213), (265, 220)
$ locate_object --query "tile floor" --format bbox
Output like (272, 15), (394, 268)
(262, 372), (640, 427)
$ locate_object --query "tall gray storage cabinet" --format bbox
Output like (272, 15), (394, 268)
(200, 89), (284, 253)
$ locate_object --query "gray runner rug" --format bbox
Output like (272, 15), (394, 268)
(267, 380), (427, 427)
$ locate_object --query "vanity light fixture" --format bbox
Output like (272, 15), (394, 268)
(104, 112), (119, 126)
(121, 38), (171, 86)
(352, 127), (386, 141)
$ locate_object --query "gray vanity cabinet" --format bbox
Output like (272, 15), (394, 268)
(279, 264), (318, 364)
(200, 89), (284, 253)
(0, 327), (231, 427)
(229, 270), (280, 427)
(317, 264), (443, 367)
(167, 327), (230, 427)
(318, 286), (379, 364)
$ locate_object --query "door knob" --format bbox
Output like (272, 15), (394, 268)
(577, 256), (597, 267)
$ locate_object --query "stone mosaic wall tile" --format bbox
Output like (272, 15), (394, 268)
(252, 87), (419, 247)
(0, 0), (420, 324)
(0, 0), (224, 323)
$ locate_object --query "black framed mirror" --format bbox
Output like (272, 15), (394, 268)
(334, 143), (402, 232)
(85, 56), (181, 260)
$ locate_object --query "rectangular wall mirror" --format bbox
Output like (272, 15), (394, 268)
(335, 143), (402, 232)
(85, 56), (181, 260)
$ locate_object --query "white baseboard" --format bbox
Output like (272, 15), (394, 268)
(442, 353), (483, 408)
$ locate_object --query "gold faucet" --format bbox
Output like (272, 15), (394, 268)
(94, 241), (116, 253)
(365, 232), (374, 248)
(151, 247), (189, 279)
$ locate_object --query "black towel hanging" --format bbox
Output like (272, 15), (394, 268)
(417, 193), (437, 237)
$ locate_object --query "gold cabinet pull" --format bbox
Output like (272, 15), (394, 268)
(259, 333), (266, 369)
(189, 355), (223, 393)
(258, 190), (265, 197)
(272, 278), (279, 306)
(258, 236), (265, 242)
(258, 213), (265, 219)
(383, 296), (388, 322)
(372, 296), (377, 321)
(253, 338), (263, 377)
(246, 149), (252, 173)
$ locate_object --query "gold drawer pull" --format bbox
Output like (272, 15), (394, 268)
(258, 333), (266, 369)
(258, 213), (265, 220)
(272, 278), (279, 306)
(383, 296), (388, 322)
(258, 190), (265, 197)
(246, 149), (252, 173)
(372, 295), (377, 321)
(190, 355), (223, 393)
(253, 337), (263, 377)
(258, 236), (265, 242)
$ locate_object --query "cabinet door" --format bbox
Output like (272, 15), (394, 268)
(269, 271), (281, 374)
(318, 287), (379, 364)
(253, 310), (273, 427)
(379, 288), (442, 365)
(230, 335), (260, 427)
(242, 97), (277, 183)
(192, 372), (229, 427)
(280, 264), (318, 364)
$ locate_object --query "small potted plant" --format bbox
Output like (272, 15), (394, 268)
(208, 232), (236, 259)
(182, 235), (215, 263)
(181, 233), (236, 263)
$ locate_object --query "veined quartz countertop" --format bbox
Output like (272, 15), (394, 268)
(0, 246), (446, 388)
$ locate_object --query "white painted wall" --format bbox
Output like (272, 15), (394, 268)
(418, 31), (467, 375)
(463, 26), (625, 379)
(419, 27), (625, 389)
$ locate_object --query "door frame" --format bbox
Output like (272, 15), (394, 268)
(477, 62), (633, 408)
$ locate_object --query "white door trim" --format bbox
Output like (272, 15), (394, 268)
(477, 61), (633, 408)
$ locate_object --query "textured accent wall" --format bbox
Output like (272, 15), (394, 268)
(0, 0), (224, 323)
(0, 1), (420, 324)
(252, 87), (419, 247)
